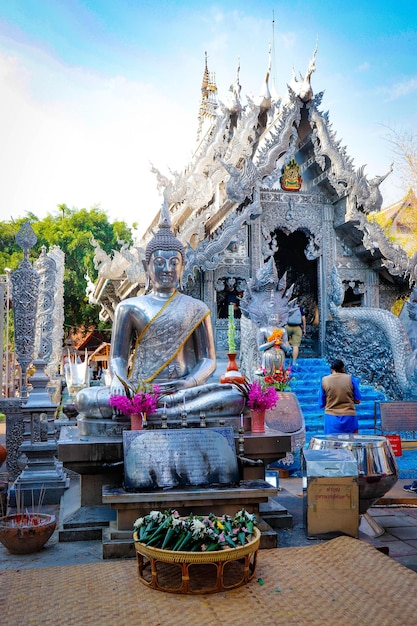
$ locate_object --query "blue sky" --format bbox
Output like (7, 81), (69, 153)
(0, 1), (416, 232)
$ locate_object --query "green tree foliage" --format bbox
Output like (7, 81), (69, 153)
(0, 205), (133, 334)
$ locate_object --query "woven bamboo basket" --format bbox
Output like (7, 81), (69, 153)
(134, 527), (260, 594)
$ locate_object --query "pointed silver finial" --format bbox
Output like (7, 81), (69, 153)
(159, 197), (172, 229)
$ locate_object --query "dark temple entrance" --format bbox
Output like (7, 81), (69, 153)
(273, 229), (319, 357)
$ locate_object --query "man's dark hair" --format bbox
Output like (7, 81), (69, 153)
(330, 359), (345, 373)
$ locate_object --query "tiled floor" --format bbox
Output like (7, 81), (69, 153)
(277, 476), (417, 573)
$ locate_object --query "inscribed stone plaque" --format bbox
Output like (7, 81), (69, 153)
(123, 427), (239, 490)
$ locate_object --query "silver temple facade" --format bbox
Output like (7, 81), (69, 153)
(88, 49), (416, 401)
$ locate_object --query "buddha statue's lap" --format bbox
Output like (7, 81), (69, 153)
(75, 202), (245, 424)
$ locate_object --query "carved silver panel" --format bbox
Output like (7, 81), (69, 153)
(34, 247), (57, 363)
(46, 246), (65, 379)
(260, 192), (323, 262)
(11, 223), (40, 398)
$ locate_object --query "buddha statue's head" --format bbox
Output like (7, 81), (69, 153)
(144, 198), (185, 263)
(143, 199), (185, 291)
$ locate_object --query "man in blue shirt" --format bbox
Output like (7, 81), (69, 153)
(318, 359), (361, 434)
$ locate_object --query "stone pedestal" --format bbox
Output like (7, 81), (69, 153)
(58, 426), (124, 506)
(58, 425), (291, 506)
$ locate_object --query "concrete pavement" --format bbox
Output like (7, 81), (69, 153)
(2, 420), (417, 572)
(2, 463), (417, 572)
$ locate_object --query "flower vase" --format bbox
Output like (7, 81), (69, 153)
(130, 413), (143, 430)
(251, 409), (266, 433)
(220, 353), (245, 384)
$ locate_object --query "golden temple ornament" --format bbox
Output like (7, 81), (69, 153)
(281, 159), (302, 191)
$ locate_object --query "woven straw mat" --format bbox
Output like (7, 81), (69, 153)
(1, 536), (417, 626)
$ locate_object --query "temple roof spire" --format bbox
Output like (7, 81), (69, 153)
(289, 41), (318, 103)
(197, 52), (218, 141)
(258, 44), (272, 111)
(227, 58), (243, 114)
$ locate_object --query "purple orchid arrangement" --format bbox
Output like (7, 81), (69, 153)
(109, 376), (161, 416)
(246, 380), (279, 411)
(231, 377), (279, 411)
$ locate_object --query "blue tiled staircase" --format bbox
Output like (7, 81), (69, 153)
(289, 358), (386, 443)
(289, 358), (417, 478)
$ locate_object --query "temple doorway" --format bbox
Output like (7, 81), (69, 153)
(273, 229), (319, 357)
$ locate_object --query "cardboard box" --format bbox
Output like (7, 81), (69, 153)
(306, 476), (359, 538)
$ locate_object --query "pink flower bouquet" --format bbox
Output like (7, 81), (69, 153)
(109, 376), (161, 417)
(246, 380), (278, 411)
(231, 377), (279, 411)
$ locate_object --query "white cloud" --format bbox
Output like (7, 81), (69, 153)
(383, 77), (417, 101)
(0, 47), (196, 228)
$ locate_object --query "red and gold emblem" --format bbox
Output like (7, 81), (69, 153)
(281, 159), (302, 191)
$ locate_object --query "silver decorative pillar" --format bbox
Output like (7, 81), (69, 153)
(10, 223), (40, 399)
(10, 223), (69, 504)
(34, 245), (65, 404)
(46, 245), (65, 393)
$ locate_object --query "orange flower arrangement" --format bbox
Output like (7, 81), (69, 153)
(267, 327), (284, 347)
(264, 366), (293, 392)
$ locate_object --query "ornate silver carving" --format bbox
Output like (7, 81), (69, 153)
(288, 44), (317, 103)
(183, 190), (260, 284)
(260, 192), (323, 262)
(34, 246), (57, 363)
(218, 155), (260, 204)
(254, 93), (303, 178)
(328, 265), (417, 399)
(239, 258), (296, 328)
(11, 223), (40, 398)
(0, 276), (7, 396)
(46, 246), (65, 380)
(91, 237), (129, 280)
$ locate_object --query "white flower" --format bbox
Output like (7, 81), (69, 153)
(192, 519), (205, 532)
(149, 510), (163, 521)
(133, 516), (145, 528)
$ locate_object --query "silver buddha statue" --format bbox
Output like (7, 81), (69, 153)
(75, 201), (245, 425)
(257, 311), (291, 375)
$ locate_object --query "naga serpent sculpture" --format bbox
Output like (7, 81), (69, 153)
(328, 267), (417, 400)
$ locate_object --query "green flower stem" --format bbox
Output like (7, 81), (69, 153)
(225, 535), (237, 549)
(144, 518), (171, 544)
(173, 531), (192, 551)
(247, 521), (253, 538)
(224, 521), (233, 534)
(161, 527), (175, 549)
(144, 531), (166, 547)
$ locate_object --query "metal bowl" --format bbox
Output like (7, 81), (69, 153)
(308, 434), (399, 514)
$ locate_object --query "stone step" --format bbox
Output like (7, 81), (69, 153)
(62, 505), (116, 528)
(259, 499), (293, 530)
(59, 526), (103, 542)
(59, 504), (116, 542)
